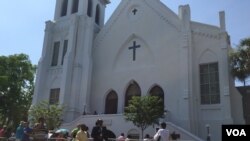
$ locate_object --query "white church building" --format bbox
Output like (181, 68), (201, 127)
(32, 0), (245, 140)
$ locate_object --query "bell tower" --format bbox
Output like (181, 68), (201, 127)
(32, 0), (110, 123)
(54, 0), (110, 27)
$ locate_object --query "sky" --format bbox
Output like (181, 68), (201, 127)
(0, 0), (249, 66)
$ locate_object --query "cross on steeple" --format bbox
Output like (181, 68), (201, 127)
(132, 8), (138, 15)
(128, 41), (141, 61)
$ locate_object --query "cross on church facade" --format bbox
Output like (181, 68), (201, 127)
(132, 8), (138, 15)
(128, 41), (141, 61)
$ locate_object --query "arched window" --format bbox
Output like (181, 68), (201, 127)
(105, 90), (118, 114)
(61, 0), (68, 17)
(95, 4), (100, 25)
(200, 62), (220, 104)
(71, 0), (79, 13)
(87, 0), (92, 17)
(125, 81), (141, 107)
(149, 85), (164, 109)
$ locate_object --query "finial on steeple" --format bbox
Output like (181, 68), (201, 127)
(219, 11), (226, 31)
(178, 5), (190, 22)
(178, 5), (191, 29)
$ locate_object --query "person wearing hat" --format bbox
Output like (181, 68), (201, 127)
(91, 119), (107, 141)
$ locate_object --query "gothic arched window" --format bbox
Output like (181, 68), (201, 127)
(149, 85), (164, 109)
(125, 81), (141, 107)
(95, 4), (100, 25)
(71, 0), (79, 14)
(87, 0), (92, 17)
(61, 0), (68, 17)
(105, 90), (118, 114)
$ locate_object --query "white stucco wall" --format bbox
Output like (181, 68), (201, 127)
(92, 0), (192, 130)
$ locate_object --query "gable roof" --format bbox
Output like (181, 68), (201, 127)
(94, 0), (182, 47)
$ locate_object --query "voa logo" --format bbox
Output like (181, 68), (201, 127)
(226, 129), (246, 136)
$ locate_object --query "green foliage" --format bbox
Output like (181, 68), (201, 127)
(29, 100), (64, 130)
(124, 95), (165, 138)
(0, 54), (35, 129)
(230, 38), (250, 85)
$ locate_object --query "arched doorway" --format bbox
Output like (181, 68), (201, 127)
(105, 90), (118, 114)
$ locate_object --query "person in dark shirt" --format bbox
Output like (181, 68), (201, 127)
(91, 119), (107, 141)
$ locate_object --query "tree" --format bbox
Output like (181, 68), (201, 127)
(230, 38), (250, 86)
(29, 100), (64, 130)
(0, 54), (36, 129)
(124, 96), (165, 139)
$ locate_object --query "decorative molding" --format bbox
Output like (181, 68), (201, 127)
(198, 49), (218, 64)
(183, 89), (190, 99)
(223, 86), (230, 96)
(49, 67), (63, 75)
(144, 1), (181, 32)
(192, 30), (220, 40)
(95, 0), (131, 48)
(53, 24), (70, 35)
(181, 32), (189, 48)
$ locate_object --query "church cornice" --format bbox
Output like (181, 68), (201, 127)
(48, 67), (63, 76)
(144, 0), (181, 32)
(52, 17), (71, 35)
(191, 21), (221, 40)
(192, 30), (220, 40)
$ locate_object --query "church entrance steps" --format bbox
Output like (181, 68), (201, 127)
(61, 114), (204, 141)
(165, 122), (204, 141)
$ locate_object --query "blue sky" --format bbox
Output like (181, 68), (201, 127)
(0, 0), (249, 66)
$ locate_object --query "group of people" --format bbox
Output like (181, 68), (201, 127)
(1, 118), (177, 141)
(15, 117), (47, 141)
(0, 122), (34, 141)
(71, 119), (108, 141)
(116, 122), (172, 141)
(70, 120), (176, 141)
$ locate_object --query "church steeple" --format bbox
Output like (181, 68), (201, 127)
(54, 0), (110, 27)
